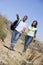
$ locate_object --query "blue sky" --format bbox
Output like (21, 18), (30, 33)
(0, 0), (43, 41)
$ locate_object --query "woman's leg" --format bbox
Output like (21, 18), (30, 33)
(23, 35), (29, 52)
(24, 36), (33, 52)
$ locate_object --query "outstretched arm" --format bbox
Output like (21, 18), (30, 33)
(16, 14), (20, 20)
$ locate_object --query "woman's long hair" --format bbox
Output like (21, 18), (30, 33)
(31, 20), (38, 28)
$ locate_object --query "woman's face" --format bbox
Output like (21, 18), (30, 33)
(33, 22), (36, 26)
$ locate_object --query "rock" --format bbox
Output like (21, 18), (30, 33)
(33, 55), (43, 65)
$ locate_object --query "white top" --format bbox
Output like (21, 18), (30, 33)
(27, 26), (37, 37)
(15, 20), (27, 33)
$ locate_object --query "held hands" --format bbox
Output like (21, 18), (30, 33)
(21, 27), (28, 33)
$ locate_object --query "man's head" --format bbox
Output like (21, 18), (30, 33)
(16, 14), (19, 20)
(23, 16), (28, 22)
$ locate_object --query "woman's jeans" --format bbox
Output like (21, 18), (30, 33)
(24, 35), (33, 51)
(11, 30), (21, 49)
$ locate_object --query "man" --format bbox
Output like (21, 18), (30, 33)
(11, 15), (28, 50)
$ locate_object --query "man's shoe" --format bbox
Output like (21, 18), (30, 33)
(10, 47), (15, 51)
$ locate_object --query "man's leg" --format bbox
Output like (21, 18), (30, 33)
(11, 30), (21, 50)
(11, 30), (16, 50)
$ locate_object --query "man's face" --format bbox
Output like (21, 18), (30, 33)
(23, 16), (28, 22)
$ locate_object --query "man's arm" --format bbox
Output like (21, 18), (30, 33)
(16, 14), (20, 20)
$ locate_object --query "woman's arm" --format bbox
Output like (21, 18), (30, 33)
(34, 30), (37, 38)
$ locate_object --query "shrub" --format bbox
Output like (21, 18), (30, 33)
(0, 29), (7, 42)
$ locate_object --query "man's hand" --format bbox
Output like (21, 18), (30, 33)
(21, 27), (28, 33)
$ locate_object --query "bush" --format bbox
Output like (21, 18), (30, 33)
(0, 15), (11, 42)
(0, 30), (7, 42)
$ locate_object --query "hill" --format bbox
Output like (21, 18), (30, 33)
(0, 15), (43, 65)
(0, 15), (12, 41)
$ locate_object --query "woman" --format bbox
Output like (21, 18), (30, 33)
(23, 20), (38, 52)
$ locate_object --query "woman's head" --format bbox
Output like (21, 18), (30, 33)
(31, 20), (38, 28)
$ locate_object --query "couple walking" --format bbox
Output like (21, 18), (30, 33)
(10, 14), (38, 52)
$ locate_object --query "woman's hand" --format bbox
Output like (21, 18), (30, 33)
(21, 27), (28, 33)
